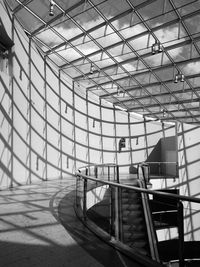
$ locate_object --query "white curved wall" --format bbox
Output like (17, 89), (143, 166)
(0, 2), (175, 189)
(1, 1), (200, 243)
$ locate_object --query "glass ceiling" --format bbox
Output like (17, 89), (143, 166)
(4, 0), (200, 124)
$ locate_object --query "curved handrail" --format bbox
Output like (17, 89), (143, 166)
(75, 166), (164, 267)
(78, 163), (118, 169)
(144, 162), (177, 164)
(75, 171), (200, 204)
(137, 178), (160, 262)
(75, 164), (200, 267)
(78, 163), (118, 173)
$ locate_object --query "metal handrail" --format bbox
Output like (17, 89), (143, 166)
(76, 164), (200, 267)
(76, 166), (164, 266)
(139, 163), (185, 267)
(145, 162), (177, 164)
(78, 163), (119, 183)
(75, 171), (200, 204)
(78, 163), (118, 171)
(138, 178), (160, 262)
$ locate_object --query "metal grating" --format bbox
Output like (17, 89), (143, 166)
(4, 0), (200, 123)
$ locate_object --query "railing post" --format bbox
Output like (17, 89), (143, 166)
(158, 162), (161, 175)
(176, 162), (179, 177)
(110, 186), (114, 237)
(108, 166), (110, 181)
(114, 187), (120, 241)
(83, 178), (87, 221)
(116, 165), (119, 183)
(75, 174), (80, 208)
(177, 201), (184, 267)
(94, 165), (98, 178)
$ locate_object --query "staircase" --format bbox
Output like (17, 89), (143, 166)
(150, 189), (180, 230)
(120, 180), (151, 257)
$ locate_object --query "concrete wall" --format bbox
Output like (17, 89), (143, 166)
(1, 0), (200, 244)
(177, 122), (200, 240)
(0, 2), (175, 189)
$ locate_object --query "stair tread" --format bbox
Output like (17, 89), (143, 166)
(122, 211), (143, 219)
(122, 224), (146, 232)
(125, 240), (148, 248)
(121, 204), (142, 210)
(121, 193), (140, 197)
(120, 181), (151, 257)
(123, 232), (146, 239)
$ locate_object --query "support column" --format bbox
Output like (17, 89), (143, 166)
(177, 122), (194, 240)
(128, 113), (133, 165)
(113, 107), (118, 166)
(9, 15), (15, 188)
(86, 90), (90, 165)
(28, 37), (32, 184)
(99, 99), (104, 165)
(161, 122), (168, 189)
(58, 70), (63, 179)
(43, 56), (47, 180)
(25, 38), (31, 184)
(72, 81), (76, 173)
(144, 117), (148, 160)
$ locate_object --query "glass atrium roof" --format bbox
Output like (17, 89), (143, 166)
(4, 0), (200, 124)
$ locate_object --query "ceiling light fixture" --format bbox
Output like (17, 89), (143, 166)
(136, 137), (139, 145)
(19, 67), (23, 80)
(49, 0), (55, 16)
(117, 86), (120, 96)
(162, 109), (167, 117)
(174, 72), (185, 83)
(65, 103), (68, 113)
(93, 118), (96, 128)
(90, 63), (95, 74)
(66, 156), (69, 168)
(117, 86), (125, 97)
(151, 40), (162, 55)
(36, 156), (39, 170)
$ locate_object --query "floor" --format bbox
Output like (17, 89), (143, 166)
(0, 176), (138, 267)
(0, 177), (105, 267)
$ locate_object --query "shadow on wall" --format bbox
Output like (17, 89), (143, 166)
(129, 136), (178, 176)
(0, 17), (14, 50)
(146, 136), (178, 177)
(129, 165), (138, 174)
(177, 122), (200, 241)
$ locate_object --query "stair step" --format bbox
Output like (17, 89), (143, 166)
(121, 203), (142, 211)
(122, 224), (146, 232)
(122, 210), (143, 218)
(124, 180), (139, 187)
(130, 246), (149, 257)
(136, 248), (149, 256)
(123, 232), (146, 240)
(121, 198), (141, 205)
(120, 180), (151, 258)
(122, 216), (143, 225)
(122, 189), (139, 194)
(121, 191), (140, 197)
(125, 240), (148, 249)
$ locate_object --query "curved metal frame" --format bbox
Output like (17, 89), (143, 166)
(75, 163), (200, 267)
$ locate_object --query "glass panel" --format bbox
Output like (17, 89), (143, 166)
(52, 19), (82, 39)
(96, 0), (130, 19)
(27, 0), (62, 24)
(36, 29), (65, 49)
(16, 8), (44, 32)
